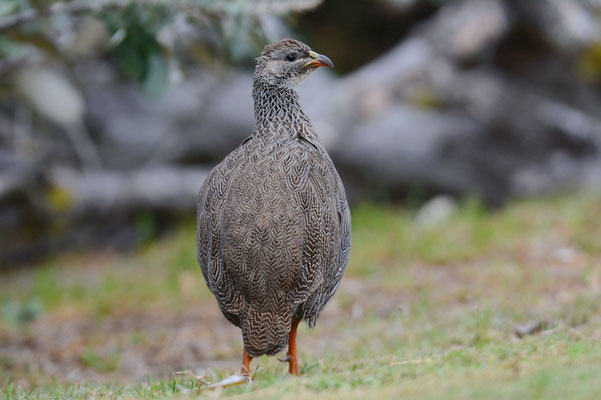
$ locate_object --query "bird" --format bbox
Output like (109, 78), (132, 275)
(196, 38), (351, 383)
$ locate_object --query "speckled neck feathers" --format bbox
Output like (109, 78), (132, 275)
(252, 80), (320, 143)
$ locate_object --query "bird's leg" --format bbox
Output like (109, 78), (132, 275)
(241, 347), (253, 377)
(205, 347), (253, 387)
(180, 347), (252, 390)
(286, 319), (300, 376)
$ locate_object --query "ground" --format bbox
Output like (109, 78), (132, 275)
(2, 193), (601, 399)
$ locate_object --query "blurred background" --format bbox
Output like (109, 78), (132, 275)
(1, 0), (601, 394)
(2, 0), (601, 264)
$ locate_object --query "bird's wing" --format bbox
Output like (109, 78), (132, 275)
(196, 166), (218, 286)
(196, 146), (248, 325)
(296, 147), (351, 326)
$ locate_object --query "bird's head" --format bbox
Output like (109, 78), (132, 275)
(254, 38), (334, 89)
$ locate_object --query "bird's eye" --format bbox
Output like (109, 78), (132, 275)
(286, 53), (296, 61)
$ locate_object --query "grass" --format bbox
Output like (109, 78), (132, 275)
(2, 192), (601, 399)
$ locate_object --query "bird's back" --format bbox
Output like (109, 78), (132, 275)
(197, 133), (350, 356)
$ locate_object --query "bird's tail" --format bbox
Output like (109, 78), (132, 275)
(240, 306), (291, 357)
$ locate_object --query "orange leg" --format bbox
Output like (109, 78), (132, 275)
(241, 347), (253, 376)
(287, 319), (300, 376)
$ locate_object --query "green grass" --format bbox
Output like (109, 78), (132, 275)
(2, 192), (601, 399)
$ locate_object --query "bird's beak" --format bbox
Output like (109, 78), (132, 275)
(304, 51), (334, 69)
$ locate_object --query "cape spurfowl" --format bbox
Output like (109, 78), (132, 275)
(196, 39), (351, 382)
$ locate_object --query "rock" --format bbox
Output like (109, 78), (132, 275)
(552, 246), (583, 265)
(16, 67), (84, 128)
(428, 0), (509, 60)
(514, 321), (545, 338)
(336, 104), (485, 198)
(48, 166), (209, 213)
(81, 64), (254, 168)
(340, 36), (436, 99)
(0, 152), (40, 200)
(517, 0), (601, 50)
(351, 304), (364, 320)
(414, 195), (457, 228)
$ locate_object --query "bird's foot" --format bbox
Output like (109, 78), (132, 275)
(204, 373), (250, 389)
(175, 370), (251, 390)
(278, 354), (299, 376)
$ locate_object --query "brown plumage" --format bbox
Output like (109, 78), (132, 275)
(196, 39), (351, 377)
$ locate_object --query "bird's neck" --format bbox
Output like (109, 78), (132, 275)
(252, 81), (319, 142)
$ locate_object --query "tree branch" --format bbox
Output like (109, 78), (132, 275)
(0, 0), (137, 31)
(0, 0), (322, 31)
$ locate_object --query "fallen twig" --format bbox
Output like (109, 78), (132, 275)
(175, 370), (209, 386)
(386, 358), (436, 367)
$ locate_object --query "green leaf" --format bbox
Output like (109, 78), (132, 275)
(0, 34), (23, 58)
(0, 0), (29, 18)
(143, 54), (168, 96)
(101, 4), (170, 87)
